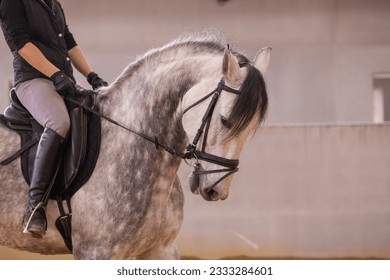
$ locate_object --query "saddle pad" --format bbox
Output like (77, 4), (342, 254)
(51, 107), (101, 199)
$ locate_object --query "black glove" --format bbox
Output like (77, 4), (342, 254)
(87, 71), (108, 90)
(50, 71), (76, 97)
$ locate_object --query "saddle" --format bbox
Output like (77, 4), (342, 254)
(0, 88), (101, 251)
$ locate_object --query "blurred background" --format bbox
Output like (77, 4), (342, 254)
(0, 0), (389, 259)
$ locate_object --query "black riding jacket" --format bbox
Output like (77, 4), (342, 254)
(0, 0), (77, 85)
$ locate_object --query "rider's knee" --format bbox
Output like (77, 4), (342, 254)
(47, 116), (70, 139)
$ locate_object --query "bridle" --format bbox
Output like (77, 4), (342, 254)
(65, 78), (242, 189)
(182, 79), (241, 189)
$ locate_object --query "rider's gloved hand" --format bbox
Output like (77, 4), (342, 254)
(87, 71), (108, 90)
(50, 70), (76, 97)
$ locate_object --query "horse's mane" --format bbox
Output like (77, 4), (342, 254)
(113, 31), (268, 138)
(143, 31), (228, 59)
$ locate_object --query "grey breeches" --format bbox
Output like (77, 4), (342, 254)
(15, 78), (70, 138)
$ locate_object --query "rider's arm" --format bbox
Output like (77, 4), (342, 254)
(68, 45), (93, 78)
(18, 43), (60, 78)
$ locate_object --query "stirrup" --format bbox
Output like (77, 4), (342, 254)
(23, 202), (46, 237)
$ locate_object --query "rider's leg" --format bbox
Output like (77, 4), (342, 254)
(15, 78), (70, 236)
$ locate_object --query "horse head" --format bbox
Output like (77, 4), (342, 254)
(182, 46), (271, 201)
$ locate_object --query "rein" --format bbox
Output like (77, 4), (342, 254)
(65, 96), (187, 158)
(66, 79), (241, 187)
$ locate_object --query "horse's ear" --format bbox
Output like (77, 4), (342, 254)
(222, 47), (241, 85)
(253, 46), (272, 74)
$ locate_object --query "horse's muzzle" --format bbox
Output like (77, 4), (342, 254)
(189, 163), (230, 201)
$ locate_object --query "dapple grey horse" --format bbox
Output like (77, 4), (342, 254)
(0, 32), (270, 259)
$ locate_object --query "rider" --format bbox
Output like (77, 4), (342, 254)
(0, 0), (107, 236)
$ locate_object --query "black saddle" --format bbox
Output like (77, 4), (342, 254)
(0, 88), (101, 251)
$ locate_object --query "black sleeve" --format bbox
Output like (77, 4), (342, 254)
(0, 0), (31, 50)
(64, 24), (77, 50)
(57, 2), (77, 50)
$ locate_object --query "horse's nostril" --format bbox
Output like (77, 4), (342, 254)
(206, 188), (219, 201)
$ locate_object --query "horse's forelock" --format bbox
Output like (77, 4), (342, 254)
(224, 61), (268, 140)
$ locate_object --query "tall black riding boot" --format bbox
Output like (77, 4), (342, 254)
(22, 127), (63, 237)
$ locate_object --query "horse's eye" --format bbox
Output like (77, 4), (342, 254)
(220, 115), (233, 129)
